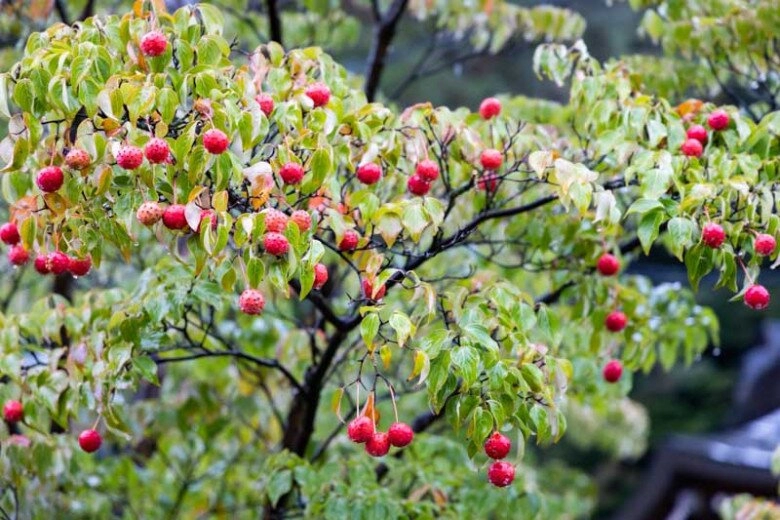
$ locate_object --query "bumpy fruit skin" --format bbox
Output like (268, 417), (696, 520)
(597, 253), (620, 276)
(48, 251), (70, 275)
(686, 124), (708, 144)
(362, 279), (387, 301)
(263, 232), (290, 256)
(279, 163), (305, 185)
(480, 149), (503, 170)
(313, 263), (329, 290)
(34, 255), (50, 274)
(356, 163), (382, 185)
(681, 138), (704, 158)
(0, 222), (20, 245)
(707, 109), (730, 131)
(162, 204), (189, 230)
(388, 422), (414, 448)
(144, 138), (170, 164)
(407, 174), (431, 196)
(78, 429), (102, 453)
(305, 82), (331, 107)
(116, 145), (144, 170)
(198, 210), (218, 232)
(603, 359), (623, 383)
(140, 30), (168, 57)
(290, 210), (312, 232)
(487, 461), (515, 487)
(339, 230), (359, 251)
(203, 129), (229, 154)
(754, 233), (776, 256)
(255, 93), (275, 116)
(68, 256), (92, 276)
(702, 223), (726, 248)
(239, 289), (265, 315)
(65, 148), (91, 170)
(8, 245), (29, 266)
(347, 416), (375, 443)
(136, 201), (164, 226)
(416, 159), (439, 182)
(263, 209), (288, 233)
(3, 400), (23, 423)
(479, 97), (502, 120)
(365, 431), (391, 457)
(484, 431), (511, 459)
(477, 172), (499, 193)
(745, 284), (770, 310)
(605, 311), (628, 332)
(36, 166), (64, 192)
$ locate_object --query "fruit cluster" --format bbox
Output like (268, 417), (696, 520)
(483, 431), (516, 487)
(1, 221), (91, 276)
(2, 399), (101, 453)
(347, 415), (414, 457)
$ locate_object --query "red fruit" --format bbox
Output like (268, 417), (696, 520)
(68, 256), (92, 276)
(479, 97), (502, 120)
(264, 209), (288, 233)
(416, 159), (439, 181)
(605, 311), (628, 332)
(144, 138), (170, 164)
(356, 163), (382, 185)
(116, 145), (144, 170)
(290, 210), (311, 232)
(136, 201), (164, 226)
(484, 431), (511, 459)
(0, 222), (20, 245)
(255, 93), (275, 116)
(480, 149), (503, 170)
(755, 233), (776, 256)
(681, 138), (703, 158)
(745, 284), (770, 310)
(407, 174), (431, 196)
(8, 245), (29, 266)
(487, 461), (515, 487)
(279, 162), (305, 185)
(313, 263), (329, 290)
(702, 223), (726, 248)
(686, 125), (708, 145)
(198, 210), (218, 232)
(238, 289), (265, 315)
(78, 429), (102, 453)
(140, 30), (168, 57)
(162, 204), (189, 230)
(365, 431), (391, 457)
(34, 255), (50, 274)
(305, 82), (331, 108)
(48, 251), (70, 275)
(65, 148), (91, 170)
(388, 422), (414, 448)
(263, 232), (289, 256)
(477, 172), (499, 193)
(707, 109), (730, 131)
(203, 129), (229, 154)
(362, 278), (386, 301)
(3, 400), (23, 423)
(347, 415), (375, 443)
(596, 253), (620, 276)
(36, 165), (64, 192)
(339, 230), (359, 252)
(603, 359), (623, 383)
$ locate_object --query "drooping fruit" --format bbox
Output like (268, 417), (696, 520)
(36, 166), (64, 192)
(162, 204), (189, 231)
(605, 311), (628, 332)
(305, 82), (331, 107)
(701, 223), (725, 248)
(407, 174), (431, 196)
(477, 172), (499, 193)
(479, 97), (502, 120)
(484, 431), (511, 459)
(3, 400), (23, 423)
(136, 201), (164, 226)
(203, 129), (229, 154)
(48, 251), (70, 275)
(596, 253), (620, 276)
(745, 284), (770, 310)
(603, 359), (623, 383)
(388, 422), (414, 447)
(487, 461), (515, 487)
(365, 431), (391, 457)
(686, 124), (708, 144)
(116, 145), (144, 170)
(362, 279), (386, 301)
(78, 429), (102, 453)
(347, 415), (375, 443)
(144, 137), (170, 164)
(238, 289), (265, 315)
(754, 233), (776, 256)
(339, 230), (359, 252)
(480, 149), (503, 170)
(263, 232), (290, 256)
(140, 30), (168, 57)
(681, 138), (703, 158)
(313, 263), (329, 290)
(65, 148), (91, 170)
(290, 210), (312, 232)
(279, 162), (305, 185)
(8, 245), (29, 266)
(0, 222), (20, 245)
(261, 209), (286, 233)
(255, 93), (274, 116)
(707, 109), (730, 131)
(198, 210), (218, 232)
(68, 256), (92, 277)
(416, 159), (439, 181)
(356, 163), (382, 185)
(34, 255), (50, 274)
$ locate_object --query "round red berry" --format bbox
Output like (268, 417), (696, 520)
(136, 201), (164, 226)
(140, 30), (168, 57)
(144, 138), (170, 164)
(681, 138), (703, 158)
(387, 422), (414, 448)
(78, 429), (102, 453)
(339, 230), (359, 252)
(255, 93), (275, 116)
(264, 208), (288, 233)
(605, 311), (628, 332)
(279, 162), (305, 185)
(362, 279), (386, 301)
(305, 82), (331, 108)
(36, 165), (64, 192)
(487, 461), (515, 487)
(707, 109), (730, 131)
(356, 163), (382, 185)
(745, 284), (770, 310)
(686, 124), (708, 145)
(0, 222), (20, 245)
(365, 431), (391, 457)
(3, 400), (23, 423)
(65, 148), (91, 170)
(239, 289), (265, 315)
(597, 253), (620, 276)
(264, 232), (289, 256)
(34, 254), (50, 274)
(313, 263), (329, 290)
(480, 149), (503, 170)
(484, 431), (511, 459)
(68, 255), (92, 276)
(701, 223), (726, 248)
(162, 204), (189, 231)
(290, 210), (312, 232)
(755, 233), (776, 256)
(479, 97), (502, 120)
(203, 129), (230, 155)
(477, 172), (499, 193)
(407, 174), (431, 196)
(8, 245), (29, 266)
(603, 359), (623, 383)
(416, 159), (439, 182)
(47, 251), (70, 275)
(116, 145), (144, 170)
(198, 209), (218, 232)
(347, 415), (375, 443)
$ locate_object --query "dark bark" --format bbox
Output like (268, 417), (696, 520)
(265, 0), (283, 45)
(363, 0), (409, 101)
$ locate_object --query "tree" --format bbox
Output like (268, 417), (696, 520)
(0, 1), (777, 518)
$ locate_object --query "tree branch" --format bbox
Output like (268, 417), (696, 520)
(363, 0), (409, 101)
(53, 0), (70, 25)
(265, 0), (283, 45)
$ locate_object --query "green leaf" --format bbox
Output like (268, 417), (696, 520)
(132, 356), (159, 385)
(637, 208), (665, 254)
(360, 313), (380, 350)
(267, 469), (292, 507)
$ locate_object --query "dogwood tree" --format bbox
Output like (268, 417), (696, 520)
(0, 1), (777, 518)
